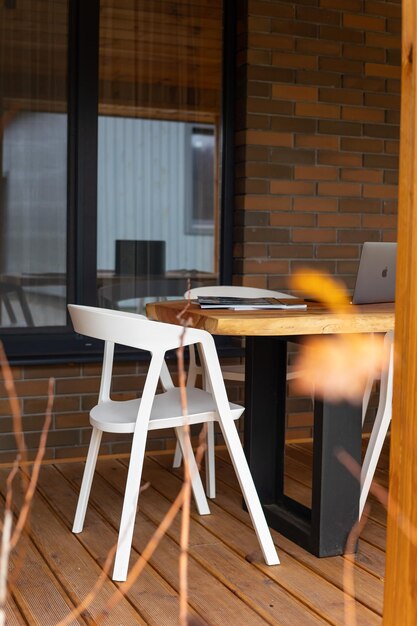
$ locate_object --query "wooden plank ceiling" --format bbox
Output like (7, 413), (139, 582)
(0, 0), (223, 121)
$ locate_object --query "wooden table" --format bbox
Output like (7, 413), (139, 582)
(147, 300), (395, 557)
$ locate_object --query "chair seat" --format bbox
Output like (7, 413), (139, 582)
(90, 387), (244, 433)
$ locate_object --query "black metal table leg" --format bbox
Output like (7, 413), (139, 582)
(244, 335), (362, 557)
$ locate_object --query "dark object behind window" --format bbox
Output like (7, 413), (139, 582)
(115, 240), (166, 277)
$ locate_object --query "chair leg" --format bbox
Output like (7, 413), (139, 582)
(73, 427), (102, 533)
(205, 421), (216, 499)
(172, 440), (182, 468)
(360, 404), (392, 518)
(175, 427), (210, 515)
(201, 337), (279, 566)
(360, 331), (394, 518)
(362, 373), (374, 425)
(113, 429), (149, 581)
(220, 416), (279, 565)
(173, 422), (216, 499)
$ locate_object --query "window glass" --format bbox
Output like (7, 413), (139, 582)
(97, 0), (223, 313)
(0, 1), (68, 328)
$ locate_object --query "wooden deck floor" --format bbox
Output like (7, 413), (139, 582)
(1, 441), (388, 625)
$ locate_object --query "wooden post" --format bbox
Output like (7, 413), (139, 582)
(383, 0), (417, 623)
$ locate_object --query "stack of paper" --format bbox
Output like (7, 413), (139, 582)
(196, 296), (307, 310)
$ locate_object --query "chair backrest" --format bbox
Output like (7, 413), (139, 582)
(68, 304), (208, 353)
(184, 285), (295, 299)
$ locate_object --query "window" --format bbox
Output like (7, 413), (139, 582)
(0, 0), (234, 360)
(186, 125), (216, 236)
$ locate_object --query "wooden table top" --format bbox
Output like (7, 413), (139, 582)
(147, 299), (395, 337)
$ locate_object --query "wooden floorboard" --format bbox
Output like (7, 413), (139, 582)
(0, 441), (387, 625)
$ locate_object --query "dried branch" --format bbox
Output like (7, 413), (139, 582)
(11, 378), (54, 549)
(342, 504), (370, 626)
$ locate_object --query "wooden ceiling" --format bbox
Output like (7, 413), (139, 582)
(0, 0), (223, 122)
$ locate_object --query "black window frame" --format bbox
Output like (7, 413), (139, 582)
(1, 0), (236, 364)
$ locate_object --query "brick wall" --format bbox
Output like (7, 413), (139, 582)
(234, 0), (400, 438)
(0, 0), (401, 460)
(235, 0), (399, 292)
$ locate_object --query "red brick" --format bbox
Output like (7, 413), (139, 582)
(318, 214), (361, 227)
(338, 230), (380, 243)
(319, 57), (363, 74)
(318, 151), (362, 166)
(364, 93), (400, 109)
(244, 228), (289, 243)
(243, 259), (289, 274)
(296, 102), (340, 119)
(296, 39), (341, 57)
(272, 84), (317, 101)
(363, 154), (398, 169)
(248, 33), (293, 51)
(247, 49), (271, 65)
(366, 63), (401, 79)
(341, 169), (383, 183)
(245, 113), (271, 130)
(270, 146), (315, 164)
(316, 245), (359, 258)
(320, 0), (362, 10)
(296, 6), (340, 25)
(294, 166), (338, 180)
(343, 44), (385, 62)
(343, 76), (385, 90)
(318, 182), (361, 196)
(319, 25), (364, 43)
(247, 97), (293, 115)
(365, 1), (400, 19)
(269, 244), (314, 258)
(366, 31), (401, 49)
(342, 106), (384, 123)
(364, 123), (399, 140)
(297, 69), (341, 88)
(318, 119), (361, 136)
(339, 198), (381, 213)
(363, 184), (398, 199)
(387, 79), (401, 95)
(248, 16), (271, 33)
(270, 213), (316, 227)
(272, 52), (317, 70)
(319, 87), (363, 105)
(343, 14), (385, 31)
(243, 130), (294, 147)
(386, 18), (401, 35)
(295, 134), (339, 150)
(341, 137), (384, 152)
(270, 180), (315, 195)
(362, 214), (397, 229)
(237, 179), (269, 194)
(247, 81), (271, 98)
(245, 162), (292, 179)
(293, 197), (338, 212)
(386, 110), (400, 125)
(292, 229), (336, 243)
(240, 195), (292, 211)
(271, 18), (317, 38)
(271, 116), (316, 133)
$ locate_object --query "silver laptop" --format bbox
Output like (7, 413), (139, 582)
(352, 242), (397, 304)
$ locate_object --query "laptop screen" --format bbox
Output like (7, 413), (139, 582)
(352, 242), (397, 305)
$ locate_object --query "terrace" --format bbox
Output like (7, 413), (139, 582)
(3, 441), (387, 625)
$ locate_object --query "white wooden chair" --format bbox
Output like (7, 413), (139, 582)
(68, 304), (279, 581)
(360, 329), (394, 518)
(173, 285), (299, 497)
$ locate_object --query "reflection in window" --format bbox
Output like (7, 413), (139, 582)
(98, 0), (223, 313)
(187, 126), (215, 235)
(0, 1), (68, 328)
